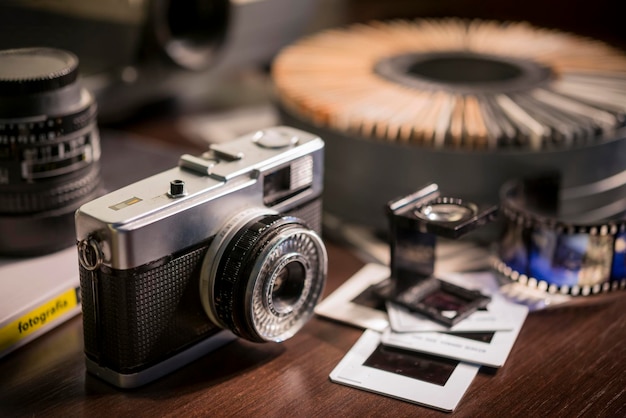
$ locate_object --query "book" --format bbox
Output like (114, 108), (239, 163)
(0, 246), (81, 359)
(0, 129), (199, 359)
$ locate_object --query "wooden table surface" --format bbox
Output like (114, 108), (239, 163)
(1, 235), (625, 417)
(1, 127), (625, 417)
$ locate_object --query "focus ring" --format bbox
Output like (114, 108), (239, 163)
(0, 164), (101, 213)
(213, 215), (286, 340)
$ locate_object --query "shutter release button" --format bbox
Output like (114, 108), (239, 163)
(252, 129), (299, 149)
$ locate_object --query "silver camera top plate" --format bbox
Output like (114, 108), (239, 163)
(75, 126), (324, 270)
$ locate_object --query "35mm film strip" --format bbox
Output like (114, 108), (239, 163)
(495, 178), (626, 296)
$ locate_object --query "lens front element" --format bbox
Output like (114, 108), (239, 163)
(250, 228), (325, 341)
(268, 256), (307, 314)
(200, 210), (327, 343)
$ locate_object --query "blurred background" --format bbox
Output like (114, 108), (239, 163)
(1, 0), (622, 128)
(1, 0), (624, 241)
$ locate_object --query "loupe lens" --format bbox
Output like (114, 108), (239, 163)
(417, 203), (474, 222)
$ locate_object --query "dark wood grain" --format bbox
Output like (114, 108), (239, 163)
(1, 238), (625, 417)
(2, 128), (625, 417)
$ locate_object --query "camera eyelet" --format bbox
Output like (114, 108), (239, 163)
(78, 237), (103, 271)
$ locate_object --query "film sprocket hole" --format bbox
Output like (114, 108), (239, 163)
(387, 184), (498, 326)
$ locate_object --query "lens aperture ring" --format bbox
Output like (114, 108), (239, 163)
(0, 105), (99, 181)
(0, 103), (96, 139)
(0, 103), (100, 213)
(212, 214), (285, 340)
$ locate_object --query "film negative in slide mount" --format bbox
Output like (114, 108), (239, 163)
(495, 175), (626, 297)
(272, 18), (626, 232)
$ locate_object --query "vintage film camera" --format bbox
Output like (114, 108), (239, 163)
(75, 126), (327, 388)
(387, 184), (498, 325)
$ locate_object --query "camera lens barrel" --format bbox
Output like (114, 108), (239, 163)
(201, 210), (327, 343)
(0, 47), (101, 256)
(150, 0), (230, 70)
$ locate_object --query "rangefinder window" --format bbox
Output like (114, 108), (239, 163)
(263, 156), (313, 206)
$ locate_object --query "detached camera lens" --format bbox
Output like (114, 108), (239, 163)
(0, 47), (101, 256)
(152, 0), (230, 70)
(416, 202), (476, 222)
(201, 211), (327, 343)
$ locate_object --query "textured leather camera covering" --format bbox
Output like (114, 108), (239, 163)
(80, 242), (220, 373)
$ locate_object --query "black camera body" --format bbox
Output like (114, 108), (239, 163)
(76, 127), (327, 388)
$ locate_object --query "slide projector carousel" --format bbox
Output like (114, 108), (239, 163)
(271, 18), (626, 232)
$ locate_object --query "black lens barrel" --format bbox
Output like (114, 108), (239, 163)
(213, 214), (286, 342)
(0, 47), (101, 256)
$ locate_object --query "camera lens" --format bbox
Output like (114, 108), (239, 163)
(271, 260), (306, 313)
(0, 47), (101, 256)
(152, 0), (230, 70)
(200, 209), (327, 342)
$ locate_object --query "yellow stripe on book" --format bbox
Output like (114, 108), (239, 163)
(0, 287), (79, 351)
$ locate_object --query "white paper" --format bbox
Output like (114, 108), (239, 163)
(315, 263), (390, 332)
(330, 330), (480, 412)
(382, 299), (528, 368)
